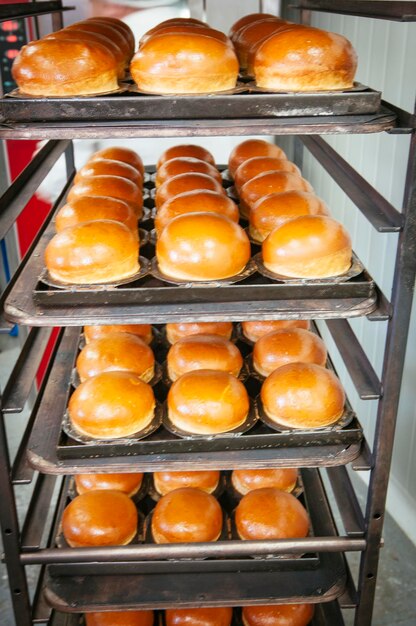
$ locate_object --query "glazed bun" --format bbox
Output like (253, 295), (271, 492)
(242, 604), (314, 626)
(242, 320), (310, 342)
(44, 220), (139, 284)
(75, 333), (155, 383)
(249, 191), (329, 242)
(228, 140), (287, 178)
(254, 25), (357, 91)
(167, 370), (249, 434)
(67, 176), (143, 217)
(12, 39), (118, 96)
(153, 470), (220, 496)
(151, 487), (223, 543)
(156, 173), (225, 210)
(62, 490), (138, 547)
(90, 147), (144, 177)
(262, 215), (352, 278)
(86, 17), (135, 56)
(68, 371), (155, 439)
(229, 13), (277, 41)
(75, 473), (144, 497)
(84, 324), (152, 345)
(235, 487), (309, 540)
(166, 322), (233, 344)
(231, 468), (298, 496)
(157, 145), (215, 169)
(75, 159), (143, 186)
(240, 171), (313, 218)
(66, 21), (131, 65)
(156, 213), (251, 281)
(86, 610), (154, 626)
(167, 334), (243, 380)
(130, 32), (238, 94)
(140, 17), (209, 46)
(166, 608), (232, 626)
(261, 362), (345, 429)
(156, 158), (221, 188)
(234, 157), (301, 192)
(234, 18), (289, 70)
(144, 25), (232, 48)
(55, 196), (137, 234)
(253, 328), (327, 377)
(155, 190), (239, 235)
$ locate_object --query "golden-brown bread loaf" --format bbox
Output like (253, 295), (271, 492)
(156, 158), (222, 188)
(157, 145), (215, 169)
(156, 173), (225, 210)
(68, 371), (155, 439)
(44, 220), (139, 284)
(143, 25), (233, 48)
(12, 39), (118, 96)
(246, 24), (295, 77)
(240, 171), (313, 218)
(235, 487), (309, 540)
(155, 190), (239, 235)
(55, 196), (138, 234)
(262, 215), (352, 278)
(84, 324), (152, 345)
(66, 21), (131, 65)
(254, 25), (358, 91)
(67, 176), (143, 217)
(166, 322), (233, 344)
(151, 487), (223, 543)
(234, 157), (301, 192)
(140, 17), (209, 46)
(253, 328), (327, 377)
(242, 604), (314, 626)
(231, 468), (298, 495)
(234, 18), (290, 69)
(229, 13), (277, 41)
(86, 610), (154, 626)
(167, 334), (243, 380)
(90, 147), (144, 177)
(130, 32), (239, 94)
(261, 362), (345, 429)
(62, 490), (138, 547)
(153, 470), (221, 496)
(166, 608), (233, 626)
(75, 159), (143, 186)
(167, 369), (249, 434)
(86, 16), (135, 56)
(242, 320), (310, 342)
(76, 333), (155, 383)
(249, 190), (329, 242)
(156, 213), (251, 281)
(228, 140), (287, 178)
(75, 473), (144, 497)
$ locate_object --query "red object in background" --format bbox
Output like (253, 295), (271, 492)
(1, 20), (19, 32)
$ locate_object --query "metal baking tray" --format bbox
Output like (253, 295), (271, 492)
(26, 326), (364, 474)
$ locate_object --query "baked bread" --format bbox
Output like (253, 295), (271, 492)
(231, 468), (298, 495)
(90, 147), (144, 176)
(167, 334), (243, 380)
(75, 473), (144, 497)
(86, 610), (154, 626)
(55, 196), (137, 234)
(156, 158), (221, 188)
(166, 322), (233, 344)
(67, 175), (143, 217)
(153, 470), (220, 496)
(84, 324), (152, 345)
(242, 604), (314, 626)
(66, 21), (131, 65)
(86, 16), (135, 56)
(75, 159), (143, 186)
(166, 608), (232, 626)
(155, 173), (225, 210)
(140, 17), (209, 46)
(234, 157), (301, 192)
(229, 13), (277, 41)
(234, 18), (290, 69)
(157, 145), (215, 169)
(242, 320), (310, 342)
(240, 171), (313, 218)
(228, 140), (287, 178)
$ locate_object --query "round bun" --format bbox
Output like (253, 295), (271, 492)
(234, 18), (289, 70)
(234, 157), (301, 192)
(76, 333), (155, 383)
(156, 173), (225, 210)
(86, 610), (154, 626)
(151, 487), (223, 543)
(261, 362), (345, 429)
(68, 176), (142, 217)
(242, 604), (314, 626)
(12, 39), (118, 96)
(253, 328), (327, 377)
(90, 147), (144, 176)
(254, 25), (357, 91)
(228, 140), (287, 178)
(155, 190), (239, 235)
(240, 172), (313, 218)
(62, 490), (138, 547)
(249, 191), (329, 242)
(75, 473), (144, 497)
(167, 370), (249, 434)
(231, 469), (298, 495)
(86, 17), (135, 56)
(44, 220), (139, 284)
(166, 322), (233, 345)
(262, 215), (352, 278)
(68, 371), (155, 439)
(130, 32), (238, 94)
(143, 25), (232, 49)
(167, 334), (243, 381)
(153, 470), (220, 496)
(166, 608), (233, 626)
(55, 196), (137, 234)
(156, 213), (250, 281)
(156, 158), (221, 188)
(75, 159), (142, 186)
(242, 320), (310, 342)
(157, 145), (215, 169)
(84, 324), (152, 345)
(66, 21), (131, 64)
(229, 13), (277, 41)
(140, 18), (209, 46)
(235, 487), (309, 540)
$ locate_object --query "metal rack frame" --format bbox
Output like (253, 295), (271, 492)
(0, 1), (415, 625)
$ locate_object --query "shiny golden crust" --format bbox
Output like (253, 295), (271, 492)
(86, 17), (135, 56)
(234, 157), (301, 192)
(166, 322), (233, 344)
(153, 471), (220, 496)
(66, 21), (131, 64)
(90, 147), (144, 176)
(240, 171), (313, 218)
(68, 175), (143, 217)
(156, 158), (222, 188)
(86, 610), (154, 626)
(55, 196), (137, 234)
(228, 140), (287, 178)
(75, 473), (144, 497)
(143, 25), (232, 49)
(242, 320), (310, 342)
(231, 469), (298, 495)
(167, 334), (243, 380)
(75, 159), (143, 186)
(229, 13), (277, 41)
(242, 604), (314, 626)
(166, 607), (233, 626)
(140, 18), (209, 46)
(84, 324), (152, 345)
(261, 362), (345, 429)
(157, 145), (215, 169)
(156, 173), (225, 210)
(234, 18), (289, 69)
